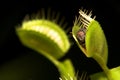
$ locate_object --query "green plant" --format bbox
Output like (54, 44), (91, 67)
(16, 8), (120, 80)
(72, 9), (120, 80)
(16, 9), (77, 80)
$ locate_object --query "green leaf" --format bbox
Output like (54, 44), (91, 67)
(72, 9), (111, 80)
(16, 20), (70, 59)
(90, 66), (120, 80)
(72, 10), (108, 64)
(86, 20), (108, 64)
(15, 10), (75, 80)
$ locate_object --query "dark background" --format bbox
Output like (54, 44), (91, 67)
(0, 0), (120, 80)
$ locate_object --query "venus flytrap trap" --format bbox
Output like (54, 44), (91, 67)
(72, 9), (120, 80)
(16, 9), (77, 80)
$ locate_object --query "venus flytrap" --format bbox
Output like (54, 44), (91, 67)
(16, 9), (77, 80)
(72, 9), (120, 80)
(72, 9), (108, 63)
(15, 8), (120, 80)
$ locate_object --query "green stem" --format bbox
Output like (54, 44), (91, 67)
(93, 54), (112, 80)
(40, 52), (76, 80)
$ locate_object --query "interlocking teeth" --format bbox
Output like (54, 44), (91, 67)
(79, 10), (96, 22)
(78, 9), (96, 29)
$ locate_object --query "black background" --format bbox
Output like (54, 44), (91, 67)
(0, 0), (120, 80)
